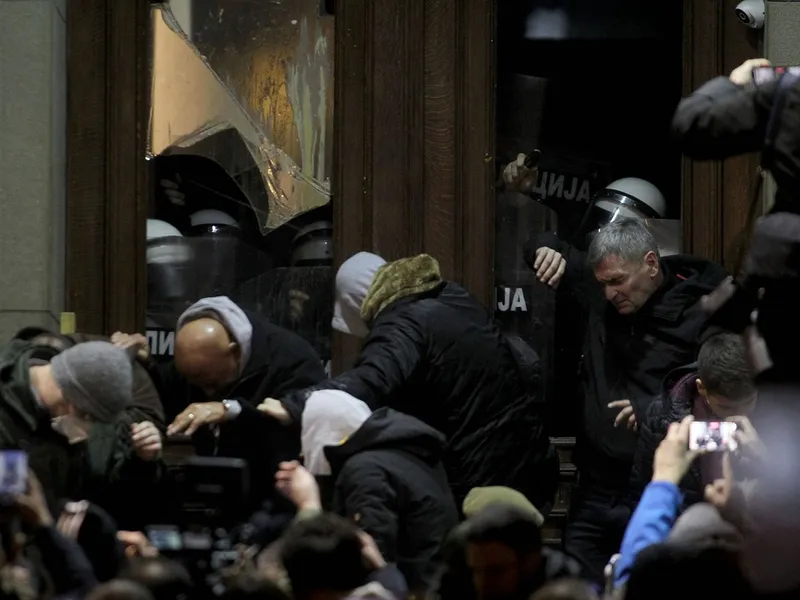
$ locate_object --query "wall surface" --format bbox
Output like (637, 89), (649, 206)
(0, 0), (66, 339)
(763, 1), (800, 212)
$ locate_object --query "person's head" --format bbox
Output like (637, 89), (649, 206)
(28, 341), (133, 444)
(333, 252), (386, 338)
(301, 390), (372, 476)
(174, 317), (241, 397)
(14, 327), (74, 353)
(587, 218), (662, 315)
(464, 504), (543, 600)
(696, 333), (757, 418)
(280, 513), (370, 600)
(88, 580), (155, 600)
(119, 557), (193, 600)
(221, 571), (290, 600)
(529, 579), (598, 600)
(624, 541), (750, 599)
(65, 501), (127, 582)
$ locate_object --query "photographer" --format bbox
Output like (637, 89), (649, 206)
(673, 58), (800, 383)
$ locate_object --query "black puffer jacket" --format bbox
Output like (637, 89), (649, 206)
(526, 232), (727, 481)
(282, 279), (556, 510)
(629, 363), (705, 507)
(672, 74), (800, 213)
(630, 362), (763, 510)
(325, 407), (459, 592)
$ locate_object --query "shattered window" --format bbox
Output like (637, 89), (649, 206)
(146, 1), (335, 372)
(149, 0), (332, 232)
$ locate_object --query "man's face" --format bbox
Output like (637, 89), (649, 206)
(697, 379), (757, 419)
(467, 542), (522, 600)
(594, 252), (660, 315)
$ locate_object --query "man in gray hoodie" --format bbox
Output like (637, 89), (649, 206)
(112, 296), (325, 513)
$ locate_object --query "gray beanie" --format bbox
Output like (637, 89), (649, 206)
(50, 341), (133, 423)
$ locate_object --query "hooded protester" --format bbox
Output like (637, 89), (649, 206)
(113, 296), (325, 514)
(301, 389), (459, 592)
(265, 252), (557, 511)
(13, 327), (165, 529)
(0, 340), (133, 511)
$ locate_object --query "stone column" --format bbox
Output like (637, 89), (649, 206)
(0, 0), (66, 339)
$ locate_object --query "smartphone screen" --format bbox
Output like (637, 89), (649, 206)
(752, 66), (800, 87)
(689, 421), (738, 452)
(146, 525), (183, 551)
(0, 451), (28, 497)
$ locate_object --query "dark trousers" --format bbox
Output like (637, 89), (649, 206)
(563, 477), (632, 585)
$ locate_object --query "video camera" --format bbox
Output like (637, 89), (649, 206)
(146, 453), (251, 597)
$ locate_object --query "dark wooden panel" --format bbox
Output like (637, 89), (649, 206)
(332, 0), (371, 373)
(369, 0), (411, 260)
(423, 0), (457, 279)
(66, 0), (108, 333)
(681, 0), (759, 270)
(105, 0), (149, 335)
(331, 0), (495, 373)
(456, 0), (496, 306)
(720, 0), (760, 273)
(681, 0), (724, 264)
(67, 0), (150, 336)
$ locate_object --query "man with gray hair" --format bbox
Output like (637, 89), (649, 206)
(0, 339), (133, 511)
(524, 217), (726, 583)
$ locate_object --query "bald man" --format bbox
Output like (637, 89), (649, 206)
(113, 296), (325, 513)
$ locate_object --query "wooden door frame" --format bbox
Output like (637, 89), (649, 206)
(64, 0), (758, 339)
(681, 0), (760, 268)
(66, 0), (150, 335)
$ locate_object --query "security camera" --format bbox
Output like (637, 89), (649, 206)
(735, 0), (765, 29)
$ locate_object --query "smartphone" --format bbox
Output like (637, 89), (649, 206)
(689, 421), (738, 452)
(0, 451), (28, 498)
(146, 525), (183, 551)
(752, 66), (800, 87)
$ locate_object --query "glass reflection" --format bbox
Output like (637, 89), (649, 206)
(146, 1), (335, 372)
(150, 0), (333, 232)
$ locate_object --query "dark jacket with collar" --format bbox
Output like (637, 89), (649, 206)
(149, 310), (325, 511)
(526, 232), (727, 481)
(630, 362), (762, 509)
(325, 407), (459, 593)
(281, 279), (556, 510)
(629, 363), (705, 507)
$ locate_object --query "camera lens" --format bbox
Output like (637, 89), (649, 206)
(735, 9), (748, 23)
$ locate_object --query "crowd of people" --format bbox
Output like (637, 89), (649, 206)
(0, 57), (796, 600)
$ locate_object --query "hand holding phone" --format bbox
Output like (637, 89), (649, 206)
(0, 451), (28, 499)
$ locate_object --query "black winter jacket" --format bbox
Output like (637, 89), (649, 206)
(526, 233), (727, 480)
(149, 311), (325, 512)
(672, 75), (800, 213)
(282, 282), (556, 509)
(325, 407), (459, 592)
(629, 363), (706, 507)
(630, 362), (763, 510)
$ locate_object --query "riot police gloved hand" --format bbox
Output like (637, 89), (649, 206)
(502, 152), (540, 194)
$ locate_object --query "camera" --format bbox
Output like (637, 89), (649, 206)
(735, 0), (765, 29)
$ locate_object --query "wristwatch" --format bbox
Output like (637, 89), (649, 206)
(221, 399), (242, 420)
